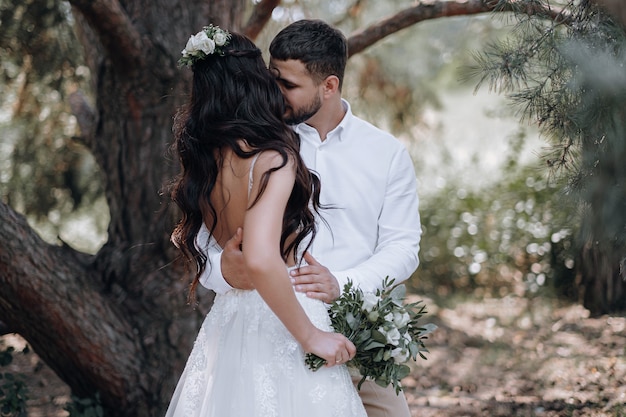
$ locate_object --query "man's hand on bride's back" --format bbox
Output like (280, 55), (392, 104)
(290, 252), (340, 303)
(222, 228), (254, 290)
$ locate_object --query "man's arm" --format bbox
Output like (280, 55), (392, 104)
(333, 148), (421, 293)
(196, 223), (253, 293)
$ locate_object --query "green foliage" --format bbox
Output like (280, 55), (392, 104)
(468, 0), (626, 249)
(0, 346), (15, 367)
(612, 402), (625, 417)
(0, 373), (28, 417)
(413, 163), (579, 302)
(64, 393), (104, 417)
(0, 0), (103, 234)
(0, 342), (103, 417)
(306, 278), (435, 394)
(0, 345), (29, 417)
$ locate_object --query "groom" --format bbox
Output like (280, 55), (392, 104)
(198, 19), (421, 417)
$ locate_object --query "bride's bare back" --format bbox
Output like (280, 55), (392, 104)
(207, 147), (254, 248)
(205, 146), (298, 266)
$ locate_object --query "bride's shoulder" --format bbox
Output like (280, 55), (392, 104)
(253, 150), (295, 172)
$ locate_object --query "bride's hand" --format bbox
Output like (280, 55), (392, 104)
(302, 328), (356, 367)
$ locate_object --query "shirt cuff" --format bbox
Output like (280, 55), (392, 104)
(199, 270), (234, 295)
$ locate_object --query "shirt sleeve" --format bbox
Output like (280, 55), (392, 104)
(333, 147), (421, 294)
(196, 223), (234, 294)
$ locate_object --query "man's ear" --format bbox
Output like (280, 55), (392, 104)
(322, 75), (340, 98)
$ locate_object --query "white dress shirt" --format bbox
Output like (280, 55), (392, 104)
(197, 99), (421, 294)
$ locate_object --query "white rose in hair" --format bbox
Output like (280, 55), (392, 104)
(196, 32), (216, 54)
(184, 31), (215, 56)
(178, 25), (231, 67)
(213, 31), (228, 46)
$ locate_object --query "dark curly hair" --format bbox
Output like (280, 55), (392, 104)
(170, 31), (322, 300)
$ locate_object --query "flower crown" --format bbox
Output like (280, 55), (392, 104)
(179, 25), (231, 67)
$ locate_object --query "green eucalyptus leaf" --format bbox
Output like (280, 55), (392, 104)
(363, 340), (386, 351)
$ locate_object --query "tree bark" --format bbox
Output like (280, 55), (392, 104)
(347, 0), (565, 56)
(0, 203), (142, 407)
(579, 241), (626, 316)
(243, 0), (281, 40)
(594, 0), (626, 27)
(2, 0), (241, 415)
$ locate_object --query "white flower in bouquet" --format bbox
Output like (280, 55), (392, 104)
(379, 325), (401, 346)
(391, 347), (410, 364)
(394, 311), (411, 328)
(367, 310), (379, 322)
(362, 292), (379, 312)
(305, 277), (437, 394)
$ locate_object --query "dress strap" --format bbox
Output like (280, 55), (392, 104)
(248, 153), (261, 200)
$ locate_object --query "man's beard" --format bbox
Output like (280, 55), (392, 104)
(285, 94), (322, 125)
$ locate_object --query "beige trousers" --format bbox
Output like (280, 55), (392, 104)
(351, 375), (411, 417)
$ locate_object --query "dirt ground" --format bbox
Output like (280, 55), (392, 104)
(2, 295), (625, 417)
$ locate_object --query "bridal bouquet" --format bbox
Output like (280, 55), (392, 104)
(305, 277), (436, 394)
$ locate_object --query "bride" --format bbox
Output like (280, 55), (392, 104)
(165, 26), (367, 417)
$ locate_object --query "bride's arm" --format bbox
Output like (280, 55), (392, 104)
(243, 152), (354, 363)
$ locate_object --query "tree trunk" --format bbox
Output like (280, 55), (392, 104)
(579, 241), (626, 316)
(1, 1), (243, 415)
(579, 153), (626, 316)
(594, 0), (626, 27)
(576, 48), (626, 316)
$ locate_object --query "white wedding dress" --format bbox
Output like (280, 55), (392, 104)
(164, 268), (367, 417)
(165, 156), (366, 416)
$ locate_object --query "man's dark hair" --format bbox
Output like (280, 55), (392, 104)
(269, 19), (348, 89)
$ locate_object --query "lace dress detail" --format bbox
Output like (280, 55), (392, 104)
(165, 283), (366, 416)
(165, 154), (366, 417)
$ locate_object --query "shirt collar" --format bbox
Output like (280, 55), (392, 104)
(294, 99), (352, 142)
